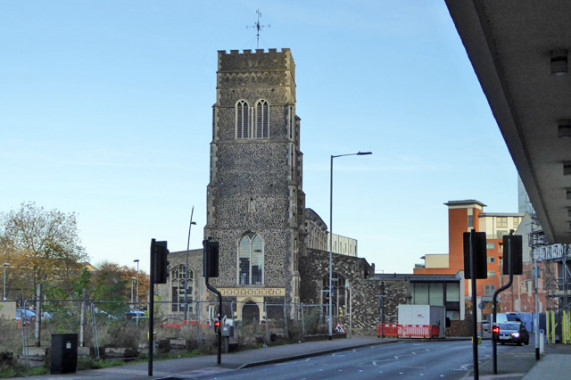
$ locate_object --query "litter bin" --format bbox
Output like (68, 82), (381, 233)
(50, 333), (78, 374)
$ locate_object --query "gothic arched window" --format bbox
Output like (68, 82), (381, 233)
(236, 100), (250, 139)
(238, 231), (264, 285)
(171, 265), (193, 312)
(255, 99), (269, 138)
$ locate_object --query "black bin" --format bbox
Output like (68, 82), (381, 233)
(50, 333), (78, 374)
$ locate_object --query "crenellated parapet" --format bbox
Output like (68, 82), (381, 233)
(217, 48), (294, 77)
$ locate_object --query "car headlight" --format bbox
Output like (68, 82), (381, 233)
(511, 332), (520, 338)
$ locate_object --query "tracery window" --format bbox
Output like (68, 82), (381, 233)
(255, 99), (269, 138)
(236, 99), (270, 139)
(238, 231), (264, 285)
(171, 265), (193, 312)
(236, 100), (250, 139)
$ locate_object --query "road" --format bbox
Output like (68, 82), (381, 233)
(198, 339), (531, 380)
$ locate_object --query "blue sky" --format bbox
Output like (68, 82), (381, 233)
(0, 1), (517, 274)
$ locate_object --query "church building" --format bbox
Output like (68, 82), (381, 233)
(157, 48), (412, 332)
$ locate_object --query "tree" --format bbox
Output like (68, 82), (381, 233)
(0, 202), (88, 300)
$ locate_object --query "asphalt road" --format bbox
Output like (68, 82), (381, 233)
(197, 339), (528, 380)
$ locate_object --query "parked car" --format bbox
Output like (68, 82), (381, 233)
(16, 309), (36, 325)
(494, 322), (530, 345)
(125, 310), (146, 321)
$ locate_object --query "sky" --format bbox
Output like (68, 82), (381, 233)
(0, 1), (518, 275)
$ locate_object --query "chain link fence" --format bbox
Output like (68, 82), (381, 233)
(2, 297), (344, 368)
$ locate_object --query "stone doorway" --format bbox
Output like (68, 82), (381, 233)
(242, 301), (260, 323)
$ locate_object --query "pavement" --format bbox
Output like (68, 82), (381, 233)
(6, 336), (571, 379)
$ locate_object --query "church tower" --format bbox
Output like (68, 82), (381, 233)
(205, 49), (305, 320)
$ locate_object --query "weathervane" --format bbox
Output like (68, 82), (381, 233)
(247, 9), (270, 49)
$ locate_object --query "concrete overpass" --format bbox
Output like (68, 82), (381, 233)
(445, 1), (571, 244)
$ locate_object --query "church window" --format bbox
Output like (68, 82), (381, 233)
(236, 100), (250, 139)
(171, 265), (193, 313)
(238, 231), (264, 285)
(255, 99), (270, 138)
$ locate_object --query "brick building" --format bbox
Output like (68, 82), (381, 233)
(414, 200), (525, 318)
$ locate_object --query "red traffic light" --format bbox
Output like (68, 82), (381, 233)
(492, 326), (499, 334)
(214, 320), (221, 333)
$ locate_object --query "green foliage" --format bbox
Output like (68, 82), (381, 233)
(0, 363), (47, 378)
(0, 202), (88, 300)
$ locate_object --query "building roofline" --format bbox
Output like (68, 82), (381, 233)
(479, 212), (526, 217)
(444, 199), (487, 207)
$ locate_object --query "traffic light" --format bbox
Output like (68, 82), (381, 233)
(203, 239), (219, 278)
(492, 325), (500, 341)
(213, 319), (221, 334)
(502, 234), (523, 275)
(151, 239), (169, 284)
(463, 230), (487, 279)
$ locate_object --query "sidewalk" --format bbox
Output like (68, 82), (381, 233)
(7, 336), (393, 380)
(478, 341), (571, 380)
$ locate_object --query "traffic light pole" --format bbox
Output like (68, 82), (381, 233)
(205, 276), (222, 365)
(492, 231), (514, 374)
(468, 230), (479, 380)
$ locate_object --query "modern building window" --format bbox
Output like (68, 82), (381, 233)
(255, 99), (269, 138)
(487, 257), (496, 263)
(171, 265), (193, 312)
(236, 100), (250, 139)
(488, 270), (496, 277)
(429, 283), (444, 306)
(513, 217), (521, 228)
(486, 242), (495, 250)
(497, 230), (508, 239)
(446, 283), (460, 302)
(485, 284), (496, 296)
(468, 208), (474, 228)
(497, 217), (508, 228)
(238, 231), (264, 285)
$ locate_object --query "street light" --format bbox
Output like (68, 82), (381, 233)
(133, 259), (140, 308)
(328, 151), (372, 340)
(3, 263), (9, 301)
(185, 206), (197, 322)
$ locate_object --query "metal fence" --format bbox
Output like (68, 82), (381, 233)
(5, 297), (344, 368)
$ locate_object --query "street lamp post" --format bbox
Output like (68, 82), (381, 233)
(3, 263), (9, 301)
(328, 151), (372, 340)
(185, 206), (197, 322)
(133, 259), (140, 308)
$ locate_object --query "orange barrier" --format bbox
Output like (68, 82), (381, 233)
(380, 323), (440, 338)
